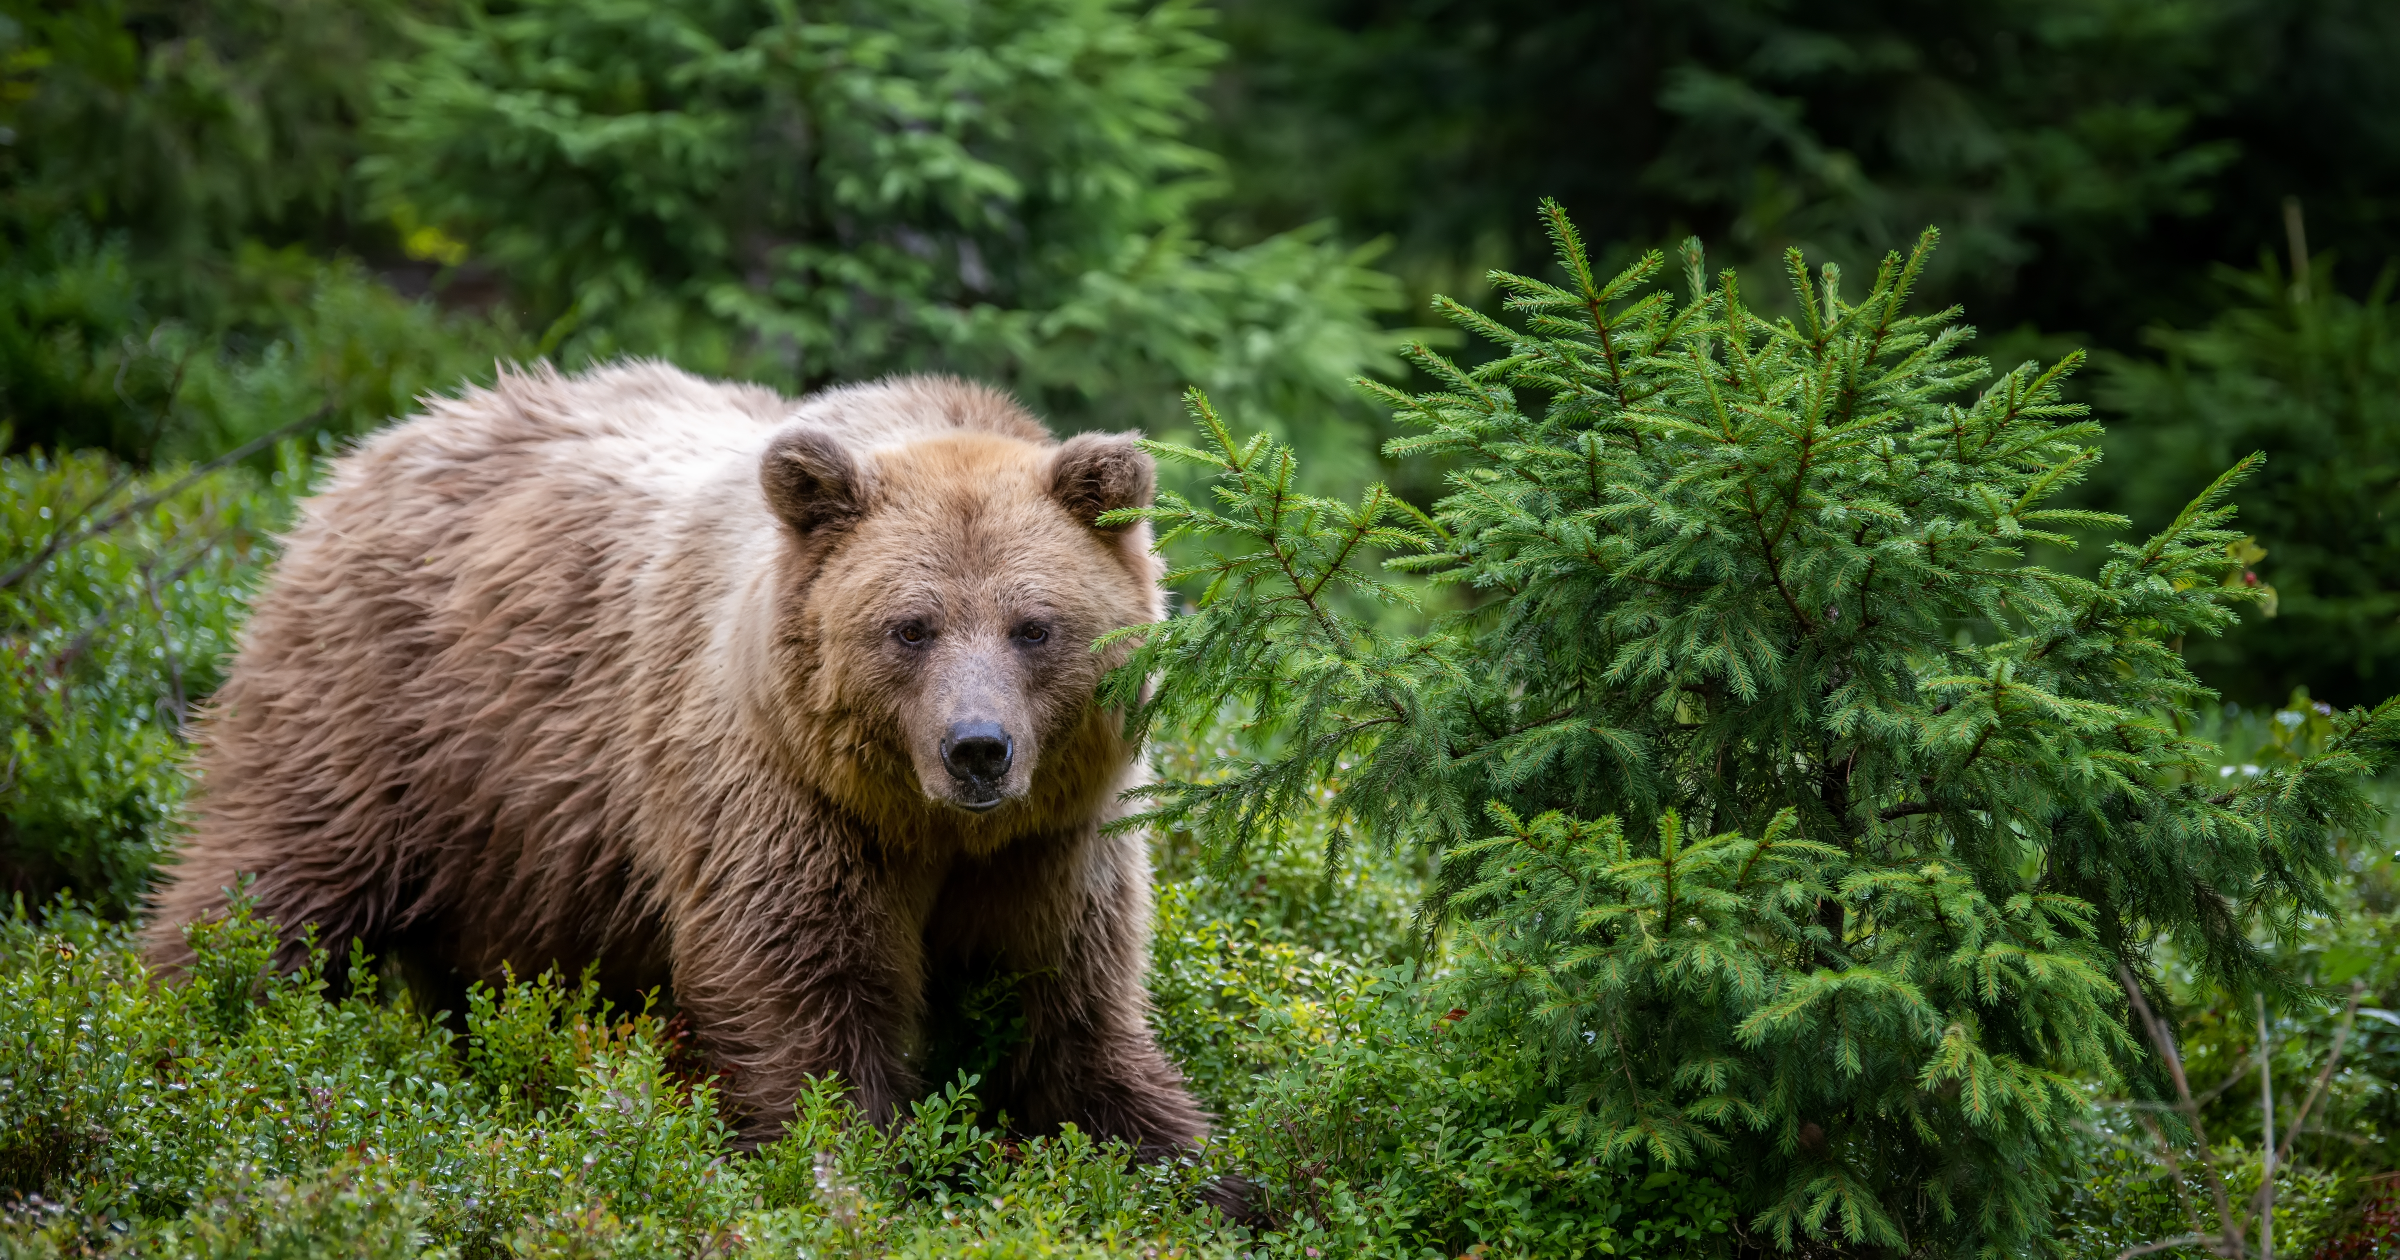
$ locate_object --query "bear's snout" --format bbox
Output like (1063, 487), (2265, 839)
(940, 720), (1015, 808)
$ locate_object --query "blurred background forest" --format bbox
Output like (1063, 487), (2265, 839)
(5, 2), (2400, 1253)
(8, 0), (2400, 715)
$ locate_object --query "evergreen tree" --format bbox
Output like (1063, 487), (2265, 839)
(2097, 253), (2400, 708)
(0, 0), (471, 460)
(364, 0), (1399, 451)
(1105, 202), (2400, 1253)
(0, 0), (1398, 478)
(1201, 0), (2400, 356)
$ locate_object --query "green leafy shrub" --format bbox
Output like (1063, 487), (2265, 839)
(0, 1), (515, 462)
(0, 219), (521, 461)
(459, 964), (669, 1122)
(0, 446), (304, 914)
(0, 896), (1245, 1257)
(1143, 732), (1424, 1111)
(0, 898), (437, 1221)
(749, 1073), (1227, 1252)
(1146, 879), (1380, 1113)
(1226, 963), (1740, 1259)
(1102, 201), (2400, 1254)
(123, 1158), (431, 1260)
(2058, 1135), (2350, 1260)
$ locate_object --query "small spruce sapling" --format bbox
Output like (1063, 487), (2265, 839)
(1100, 202), (2400, 1254)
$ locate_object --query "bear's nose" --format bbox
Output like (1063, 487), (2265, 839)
(940, 721), (1013, 789)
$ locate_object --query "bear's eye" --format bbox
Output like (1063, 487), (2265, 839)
(1015, 623), (1049, 645)
(895, 621), (929, 646)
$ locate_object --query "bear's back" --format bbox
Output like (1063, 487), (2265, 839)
(786, 374), (1050, 452)
(347, 362), (1048, 503)
(342, 361), (786, 507)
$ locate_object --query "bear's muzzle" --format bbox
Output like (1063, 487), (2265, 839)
(940, 720), (1014, 810)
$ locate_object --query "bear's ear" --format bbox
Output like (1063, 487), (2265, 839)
(1048, 432), (1155, 530)
(761, 428), (869, 535)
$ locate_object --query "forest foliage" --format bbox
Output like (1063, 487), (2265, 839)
(0, 0), (1400, 474)
(1202, 0), (2400, 706)
(5, 0), (2400, 1257)
(1100, 205), (2400, 1255)
(1200, 0), (2400, 353)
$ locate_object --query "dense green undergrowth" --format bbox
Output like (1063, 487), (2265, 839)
(0, 753), (2391, 1258)
(0, 833), (1768, 1258)
(1, 443), (305, 915)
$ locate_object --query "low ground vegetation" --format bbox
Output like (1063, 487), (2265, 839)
(0, 751), (2390, 1258)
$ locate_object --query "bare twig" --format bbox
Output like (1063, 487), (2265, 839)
(2255, 995), (2274, 1260)
(2120, 1233), (2217, 1260)
(50, 544), (220, 675)
(2121, 964), (2247, 1257)
(2274, 981), (2363, 1170)
(140, 563), (186, 730)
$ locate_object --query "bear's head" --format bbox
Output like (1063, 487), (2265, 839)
(757, 381), (1161, 844)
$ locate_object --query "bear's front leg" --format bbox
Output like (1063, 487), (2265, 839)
(667, 842), (940, 1140)
(997, 829), (1210, 1157)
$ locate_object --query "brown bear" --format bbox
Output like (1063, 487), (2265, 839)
(146, 361), (1208, 1151)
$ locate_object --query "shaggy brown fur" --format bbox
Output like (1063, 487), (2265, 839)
(147, 362), (1206, 1149)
